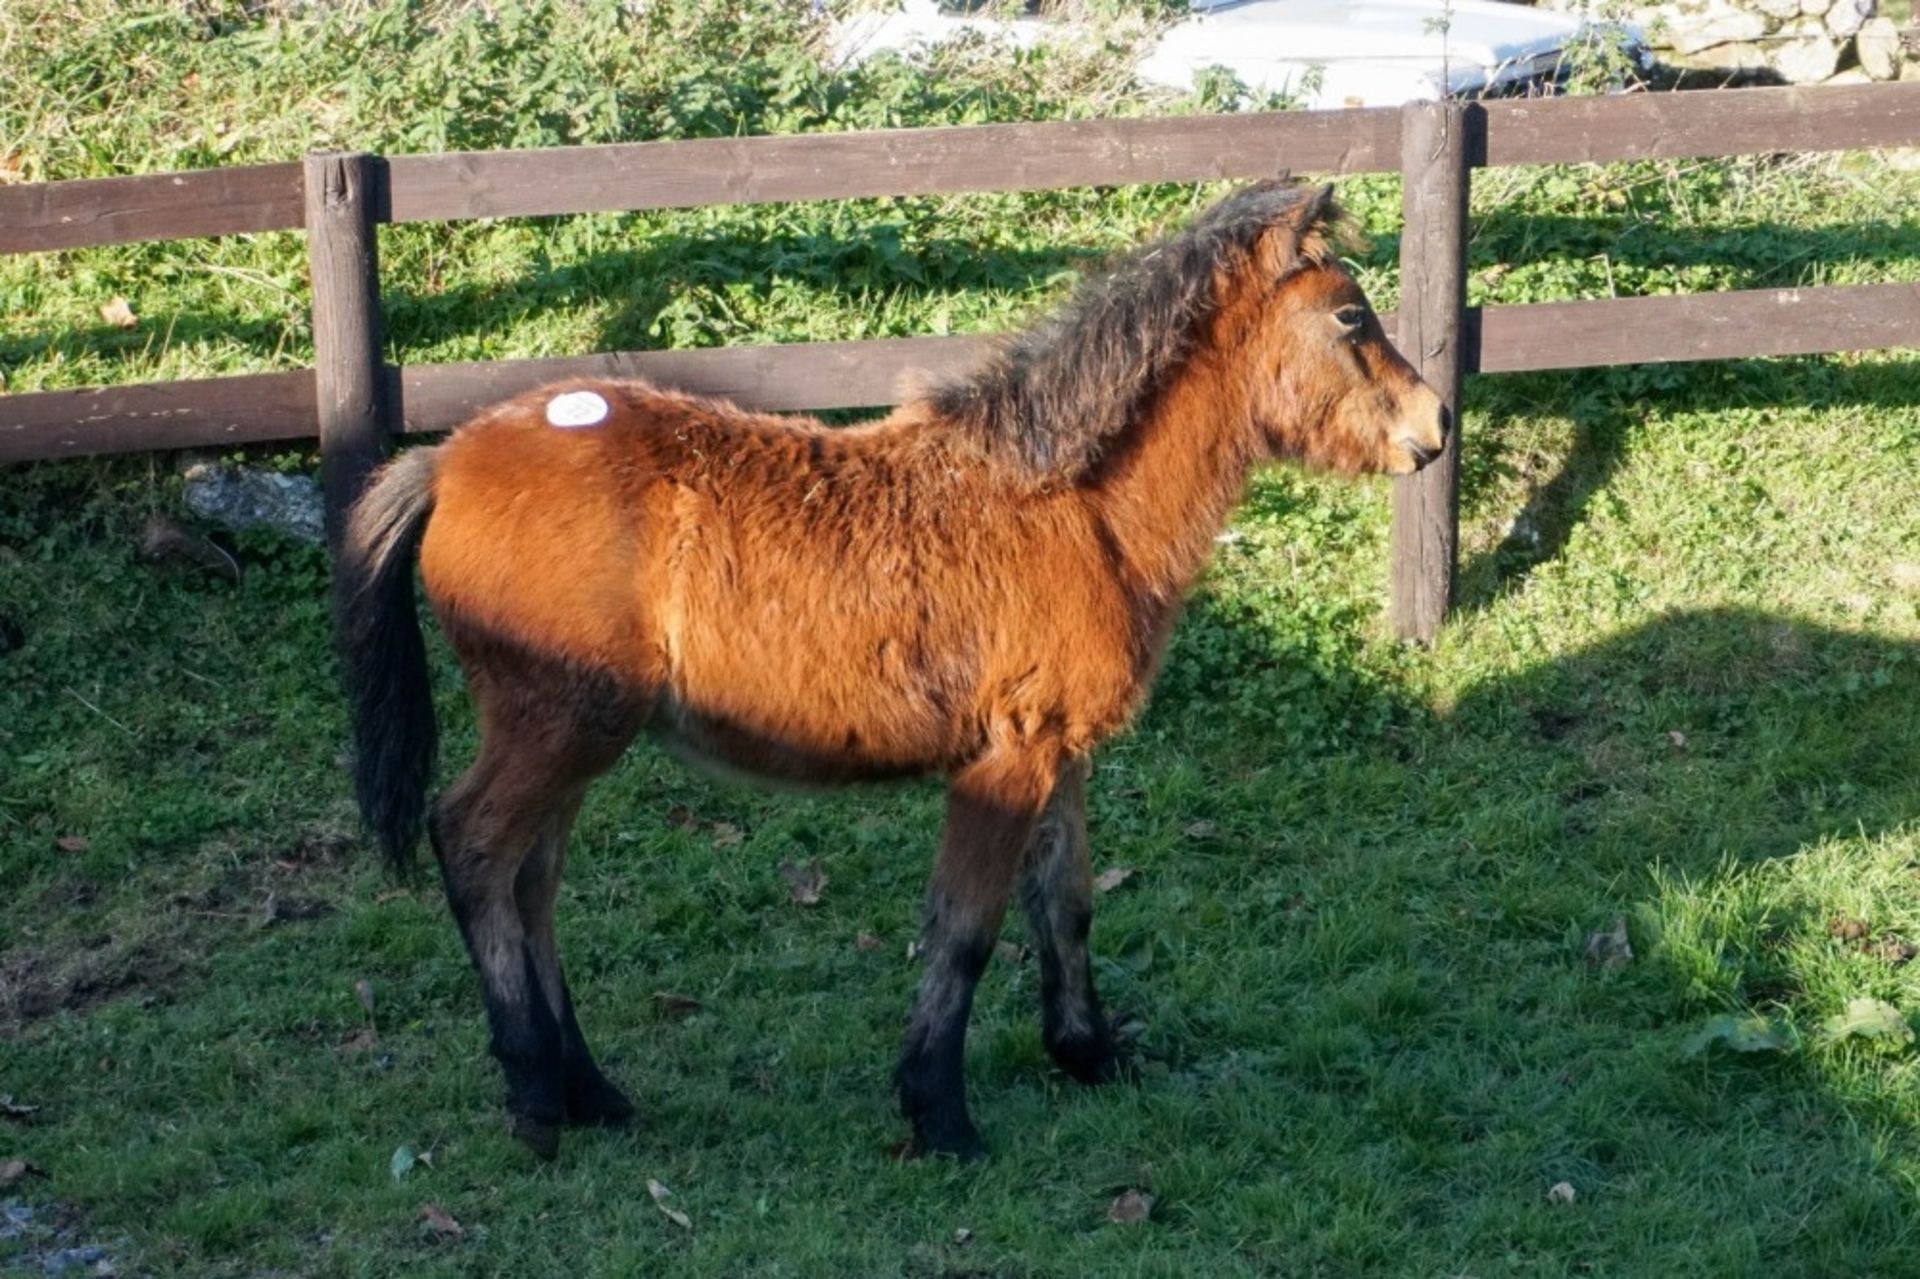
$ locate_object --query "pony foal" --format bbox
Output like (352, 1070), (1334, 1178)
(335, 180), (1445, 1161)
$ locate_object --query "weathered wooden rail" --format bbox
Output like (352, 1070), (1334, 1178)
(3, 81), (1917, 637)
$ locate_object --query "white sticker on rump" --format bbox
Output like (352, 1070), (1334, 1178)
(546, 390), (611, 428)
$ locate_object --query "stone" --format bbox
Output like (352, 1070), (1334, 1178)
(1668, 6), (1770, 54)
(1825, 0), (1872, 39)
(1676, 38), (1773, 68)
(1756, 0), (1802, 17)
(1799, 0), (1833, 15)
(1857, 16), (1902, 78)
(181, 461), (326, 544)
(1903, 55), (1920, 80)
(1824, 66), (1874, 83)
(1769, 32), (1843, 79)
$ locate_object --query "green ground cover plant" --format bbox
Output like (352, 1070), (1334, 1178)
(3, 2), (1918, 1274)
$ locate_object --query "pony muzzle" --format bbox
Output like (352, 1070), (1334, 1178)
(1391, 385), (1448, 472)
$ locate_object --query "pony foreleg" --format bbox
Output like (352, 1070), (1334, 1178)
(899, 746), (1060, 1160)
(1017, 757), (1121, 1084)
(514, 799), (636, 1129)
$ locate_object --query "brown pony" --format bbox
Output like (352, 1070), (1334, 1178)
(334, 179), (1444, 1162)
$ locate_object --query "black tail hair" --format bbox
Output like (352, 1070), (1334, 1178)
(332, 446), (441, 876)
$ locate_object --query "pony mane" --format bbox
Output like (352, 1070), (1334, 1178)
(928, 179), (1344, 480)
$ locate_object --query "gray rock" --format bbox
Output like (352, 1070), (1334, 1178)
(1669, 6), (1770, 54)
(1799, 0), (1832, 15)
(1769, 32), (1843, 78)
(1825, 0), (1873, 38)
(1857, 16), (1902, 77)
(1677, 37), (1774, 67)
(181, 462), (326, 545)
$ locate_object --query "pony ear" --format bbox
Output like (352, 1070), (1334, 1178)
(1255, 182), (1340, 277)
(1284, 182), (1337, 235)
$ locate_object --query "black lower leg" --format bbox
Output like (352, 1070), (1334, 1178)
(488, 949), (568, 1156)
(435, 815), (568, 1158)
(543, 963), (635, 1127)
(1036, 925), (1120, 1084)
(897, 923), (995, 1161)
(1019, 764), (1120, 1084)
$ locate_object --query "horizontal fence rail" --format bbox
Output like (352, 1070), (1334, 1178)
(3, 79), (1917, 632)
(6, 282), (1914, 464)
(4, 82), (1917, 253)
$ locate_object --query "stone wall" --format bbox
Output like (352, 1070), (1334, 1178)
(1634, 0), (1915, 84)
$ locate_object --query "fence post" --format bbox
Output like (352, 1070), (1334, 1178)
(304, 152), (391, 553)
(1389, 100), (1471, 643)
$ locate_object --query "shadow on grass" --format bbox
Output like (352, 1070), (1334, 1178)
(1453, 356), (1920, 612)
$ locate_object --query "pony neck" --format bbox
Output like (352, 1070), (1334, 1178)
(1084, 345), (1261, 605)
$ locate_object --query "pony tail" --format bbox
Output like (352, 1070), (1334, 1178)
(332, 446), (441, 877)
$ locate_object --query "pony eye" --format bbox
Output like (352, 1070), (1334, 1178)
(1334, 304), (1367, 333)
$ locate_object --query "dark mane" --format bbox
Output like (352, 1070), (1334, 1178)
(928, 179), (1342, 479)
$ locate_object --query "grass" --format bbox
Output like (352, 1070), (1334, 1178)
(5, 2), (1920, 1275)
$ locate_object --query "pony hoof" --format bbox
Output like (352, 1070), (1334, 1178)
(567, 1076), (639, 1129)
(510, 1113), (563, 1161)
(1048, 1032), (1126, 1086)
(914, 1121), (988, 1163)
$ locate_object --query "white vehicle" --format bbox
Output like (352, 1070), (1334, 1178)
(830, 1), (1644, 111)
(1139, 0), (1642, 109)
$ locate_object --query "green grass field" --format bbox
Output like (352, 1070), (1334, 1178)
(4, 3), (1920, 1275)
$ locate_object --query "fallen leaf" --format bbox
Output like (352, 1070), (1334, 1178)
(855, 931), (882, 952)
(0, 152), (24, 185)
(55, 835), (90, 853)
(99, 296), (137, 329)
(779, 858), (828, 905)
(1583, 917), (1633, 971)
(0, 1095), (38, 1121)
(1107, 1188), (1154, 1224)
(390, 1144), (417, 1182)
(906, 938), (926, 963)
(1666, 730), (1688, 750)
(995, 940), (1029, 965)
(652, 991), (702, 1018)
(953, 1227), (974, 1245)
(1827, 916), (1870, 943)
(1682, 1012), (1795, 1058)
(1094, 866), (1135, 894)
(1182, 820), (1217, 840)
(1873, 937), (1917, 966)
(1821, 998), (1914, 1050)
(709, 822), (744, 849)
(647, 1178), (692, 1230)
(340, 1028), (379, 1053)
(1547, 1181), (1577, 1205)
(354, 979), (377, 1021)
(0, 1158), (43, 1188)
(418, 1203), (464, 1240)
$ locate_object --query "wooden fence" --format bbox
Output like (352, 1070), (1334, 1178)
(3, 82), (1917, 637)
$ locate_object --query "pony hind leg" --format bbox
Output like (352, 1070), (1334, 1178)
(432, 630), (648, 1158)
(899, 746), (1061, 1160)
(1017, 757), (1121, 1085)
(515, 797), (637, 1129)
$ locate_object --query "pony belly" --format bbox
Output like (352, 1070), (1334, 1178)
(645, 693), (940, 789)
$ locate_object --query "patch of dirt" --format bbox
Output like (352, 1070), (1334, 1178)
(0, 934), (192, 1034)
(3, 821), (362, 1034)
